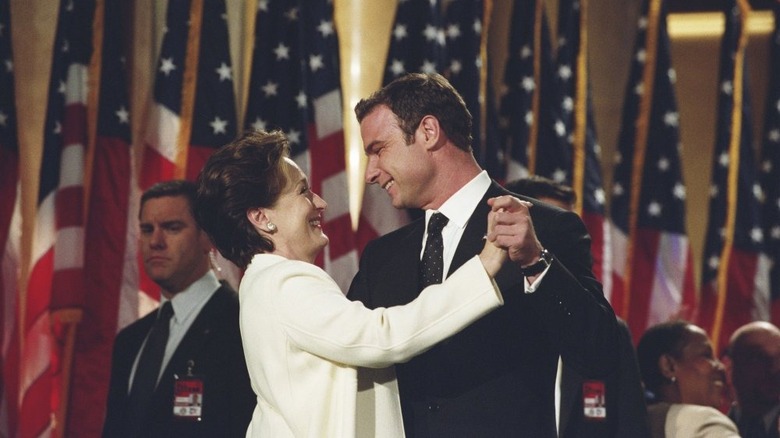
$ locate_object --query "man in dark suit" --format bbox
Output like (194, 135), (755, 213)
(349, 73), (619, 437)
(726, 321), (780, 438)
(506, 176), (650, 438)
(103, 180), (254, 437)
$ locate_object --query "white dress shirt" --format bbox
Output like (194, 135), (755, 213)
(128, 270), (220, 390)
(424, 170), (550, 291)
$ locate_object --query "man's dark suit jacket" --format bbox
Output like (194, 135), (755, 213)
(729, 404), (780, 438)
(102, 286), (255, 438)
(559, 318), (651, 438)
(348, 182), (619, 437)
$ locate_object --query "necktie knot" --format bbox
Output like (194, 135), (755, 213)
(158, 301), (174, 323)
(427, 212), (449, 235)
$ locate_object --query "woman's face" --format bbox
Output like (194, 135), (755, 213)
(672, 325), (727, 408)
(265, 158), (329, 263)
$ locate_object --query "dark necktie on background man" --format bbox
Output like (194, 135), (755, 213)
(420, 212), (449, 288)
(126, 301), (174, 432)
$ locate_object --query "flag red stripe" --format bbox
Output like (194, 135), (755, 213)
(49, 268), (84, 310)
(68, 134), (131, 436)
(185, 145), (215, 182)
(626, 228), (660, 339)
(324, 215), (354, 260)
(3, 333), (20, 436)
(140, 145), (177, 191)
(54, 186), (83, 228)
(720, 248), (759, 350)
(0, 149), (19, 249)
(24, 251), (53, 333)
(19, 366), (51, 438)
(61, 105), (87, 146)
(309, 130), (346, 183)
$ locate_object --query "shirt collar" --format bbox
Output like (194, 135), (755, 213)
(427, 170), (491, 230)
(162, 270), (220, 324)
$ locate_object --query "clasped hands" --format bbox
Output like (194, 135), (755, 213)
(478, 195), (544, 277)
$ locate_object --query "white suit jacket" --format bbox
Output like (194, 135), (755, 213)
(653, 403), (741, 438)
(240, 253), (503, 438)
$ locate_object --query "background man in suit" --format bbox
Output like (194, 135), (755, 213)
(506, 176), (650, 438)
(349, 73), (619, 437)
(103, 180), (254, 437)
(726, 321), (780, 438)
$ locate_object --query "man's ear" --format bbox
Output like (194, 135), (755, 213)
(418, 115), (442, 150)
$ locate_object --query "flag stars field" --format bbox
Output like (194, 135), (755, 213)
(296, 91), (307, 109)
(309, 54), (324, 72)
(674, 183), (686, 200)
(209, 117), (227, 135)
(262, 81), (278, 96)
(251, 118), (266, 132)
(159, 58), (175, 76)
(274, 43), (290, 60)
(216, 62), (232, 81)
(115, 106), (129, 124)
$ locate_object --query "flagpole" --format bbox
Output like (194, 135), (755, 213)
(571, 0), (588, 217)
(712, 0), (751, 350)
(528, 0), (544, 175)
(622, 0), (661, 320)
(176, 0), (203, 178)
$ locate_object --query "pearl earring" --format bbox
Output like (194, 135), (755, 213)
(670, 376), (677, 383)
(267, 222), (277, 232)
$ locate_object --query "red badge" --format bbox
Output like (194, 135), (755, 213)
(582, 380), (606, 421)
(173, 360), (204, 421)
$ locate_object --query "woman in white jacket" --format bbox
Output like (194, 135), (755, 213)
(195, 130), (529, 437)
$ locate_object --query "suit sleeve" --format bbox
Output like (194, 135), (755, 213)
(518, 207), (619, 377)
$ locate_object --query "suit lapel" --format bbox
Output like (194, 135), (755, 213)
(447, 183), (504, 277)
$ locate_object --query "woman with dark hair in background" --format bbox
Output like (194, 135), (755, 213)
(194, 129), (530, 437)
(637, 320), (740, 437)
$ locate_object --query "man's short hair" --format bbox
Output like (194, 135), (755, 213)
(140, 180), (198, 220)
(354, 73), (473, 152)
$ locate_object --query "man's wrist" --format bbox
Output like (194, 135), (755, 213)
(519, 248), (553, 277)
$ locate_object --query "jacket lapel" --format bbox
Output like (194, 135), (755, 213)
(447, 183), (504, 277)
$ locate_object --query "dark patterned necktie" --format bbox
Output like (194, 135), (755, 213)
(420, 212), (449, 288)
(127, 301), (174, 427)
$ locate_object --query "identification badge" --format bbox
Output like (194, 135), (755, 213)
(582, 380), (606, 421)
(173, 360), (203, 421)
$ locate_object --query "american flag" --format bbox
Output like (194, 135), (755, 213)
(382, 0), (446, 83)
(760, 2), (780, 324)
(0, 0), (21, 434)
(610, 0), (696, 341)
(138, 0), (240, 305)
(698, 0), (767, 352)
(136, 0), (193, 310)
(66, 0), (133, 435)
(245, 0), (357, 291)
(140, 0), (190, 190)
(553, 0), (611, 296)
(499, 0), (569, 182)
(184, 0), (238, 182)
(442, 0), (504, 181)
(23, 0), (94, 436)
